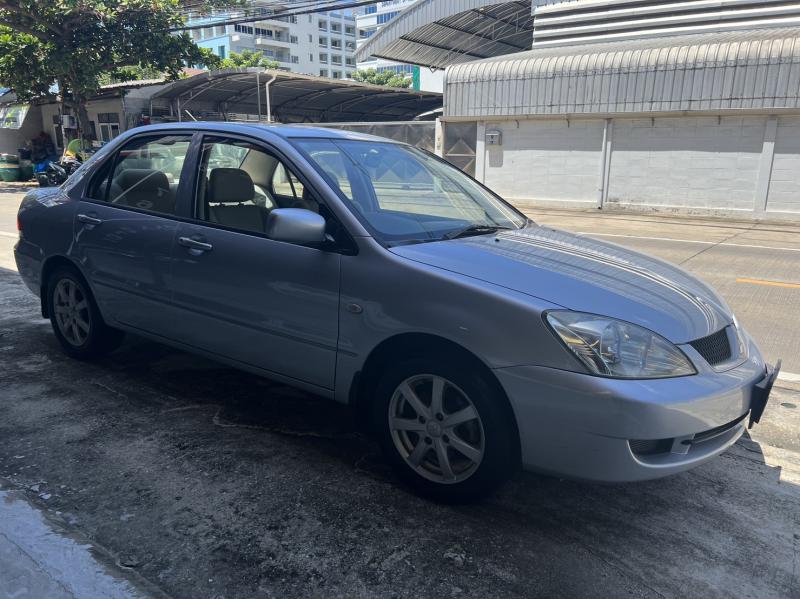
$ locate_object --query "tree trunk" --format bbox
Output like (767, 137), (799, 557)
(58, 80), (93, 157)
(53, 78), (67, 155)
(72, 92), (93, 154)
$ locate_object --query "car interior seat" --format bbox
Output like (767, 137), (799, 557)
(110, 169), (173, 213)
(207, 168), (266, 233)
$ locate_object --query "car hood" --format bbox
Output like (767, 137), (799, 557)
(390, 225), (732, 343)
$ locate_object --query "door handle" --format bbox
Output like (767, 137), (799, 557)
(178, 236), (213, 252)
(77, 213), (102, 226)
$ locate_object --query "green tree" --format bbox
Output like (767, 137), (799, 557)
(351, 68), (412, 88)
(0, 0), (224, 143)
(219, 49), (279, 70)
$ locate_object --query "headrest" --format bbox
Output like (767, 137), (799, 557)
(208, 168), (254, 204)
(118, 158), (151, 170)
(114, 169), (169, 194)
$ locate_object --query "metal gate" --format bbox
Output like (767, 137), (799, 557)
(442, 121), (477, 177)
(315, 121), (436, 153)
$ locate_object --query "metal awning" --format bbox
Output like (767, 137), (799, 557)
(149, 68), (442, 123)
(445, 27), (800, 119)
(354, 0), (533, 70)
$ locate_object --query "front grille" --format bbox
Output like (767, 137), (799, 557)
(683, 413), (747, 447)
(630, 413), (747, 457)
(629, 438), (673, 456)
(690, 327), (732, 366)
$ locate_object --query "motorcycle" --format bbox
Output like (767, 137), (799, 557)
(36, 156), (82, 187)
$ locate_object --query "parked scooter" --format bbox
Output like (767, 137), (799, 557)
(36, 156), (81, 187)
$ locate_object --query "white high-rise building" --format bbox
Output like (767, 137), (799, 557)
(188, 8), (358, 79)
(356, 1), (443, 92)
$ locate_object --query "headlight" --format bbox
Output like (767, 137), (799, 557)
(545, 311), (696, 379)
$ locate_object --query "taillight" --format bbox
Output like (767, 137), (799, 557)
(16, 215), (22, 232)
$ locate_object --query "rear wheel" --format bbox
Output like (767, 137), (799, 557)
(47, 266), (124, 359)
(373, 357), (518, 503)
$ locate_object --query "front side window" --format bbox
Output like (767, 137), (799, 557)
(293, 139), (526, 245)
(271, 162), (305, 199)
(194, 137), (320, 235)
(87, 134), (191, 215)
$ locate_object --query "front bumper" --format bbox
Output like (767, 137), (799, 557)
(495, 336), (773, 482)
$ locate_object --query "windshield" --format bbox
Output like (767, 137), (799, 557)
(292, 138), (528, 245)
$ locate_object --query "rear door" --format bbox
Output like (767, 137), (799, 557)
(70, 132), (194, 333)
(166, 135), (342, 390)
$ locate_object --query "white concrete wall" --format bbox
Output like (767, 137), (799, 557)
(767, 116), (800, 214)
(474, 113), (800, 219)
(481, 119), (604, 205)
(607, 117), (765, 213)
(37, 104), (62, 150)
(0, 104), (42, 155)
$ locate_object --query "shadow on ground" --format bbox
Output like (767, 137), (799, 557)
(0, 267), (797, 599)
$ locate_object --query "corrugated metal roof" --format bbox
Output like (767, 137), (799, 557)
(445, 27), (800, 117)
(355, 0), (533, 69)
(151, 68), (442, 122)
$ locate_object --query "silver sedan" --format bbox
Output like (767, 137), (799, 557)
(14, 123), (780, 502)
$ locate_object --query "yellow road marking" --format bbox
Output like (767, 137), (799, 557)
(736, 277), (800, 289)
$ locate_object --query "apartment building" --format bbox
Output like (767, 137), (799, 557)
(189, 8), (358, 79)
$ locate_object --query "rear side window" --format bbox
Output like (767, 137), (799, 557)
(87, 134), (192, 216)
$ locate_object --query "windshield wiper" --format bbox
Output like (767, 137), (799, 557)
(443, 224), (511, 240)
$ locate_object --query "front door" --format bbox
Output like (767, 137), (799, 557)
(71, 132), (193, 333)
(167, 135), (341, 390)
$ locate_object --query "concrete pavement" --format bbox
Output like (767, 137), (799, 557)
(0, 489), (147, 599)
(0, 264), (798, 598)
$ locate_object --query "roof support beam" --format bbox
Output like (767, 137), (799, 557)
(403, 22), (529, 53)
(379, 37), (491, 61)
(467, 3), (532, 31)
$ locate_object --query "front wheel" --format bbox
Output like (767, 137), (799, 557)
(47, 266), (124, 360)
(373, 357), (519, 503)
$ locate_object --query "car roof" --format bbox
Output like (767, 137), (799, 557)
(125, 121), (402, 144)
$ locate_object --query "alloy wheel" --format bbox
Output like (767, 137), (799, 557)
(388, 374), (485, 484)
(53, 278), (91, 347)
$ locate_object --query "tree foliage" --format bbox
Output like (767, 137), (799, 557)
(0, 0), (225, 139)
(351, 68), (412, 88)
(219, 49), (279, 70)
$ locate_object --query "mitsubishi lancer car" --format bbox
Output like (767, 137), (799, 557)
(14, 123), (780, 502)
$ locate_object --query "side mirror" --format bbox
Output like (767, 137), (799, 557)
(265, 208), (327, 245)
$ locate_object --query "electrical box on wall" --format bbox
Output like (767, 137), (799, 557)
(61, 115), (76, 129)
(486, 130), (502, 146)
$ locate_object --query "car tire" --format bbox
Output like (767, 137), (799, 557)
(372, 355), (518, 503)
(47, 265), (124, 360)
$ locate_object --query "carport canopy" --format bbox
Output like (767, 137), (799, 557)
(149, 68), (443, 123)
(354, 0), (533, 69)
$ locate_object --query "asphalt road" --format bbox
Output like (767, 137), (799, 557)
(0, 188), (799, 598)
